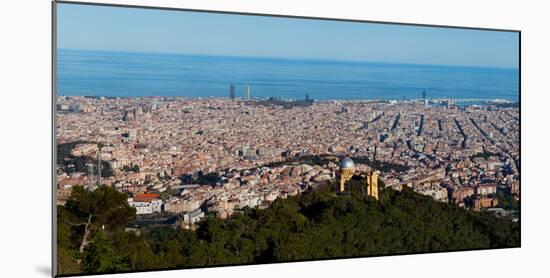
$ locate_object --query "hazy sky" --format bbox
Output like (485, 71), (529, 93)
(57, 3), (519, 68)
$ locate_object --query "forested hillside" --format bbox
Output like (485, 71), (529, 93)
(56, 181), (520, 276)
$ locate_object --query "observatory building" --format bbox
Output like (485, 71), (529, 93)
(338, 157), (379, 200)
(339, 157), (356, 192)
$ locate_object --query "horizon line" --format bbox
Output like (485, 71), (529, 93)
(57, 47), (520, 70)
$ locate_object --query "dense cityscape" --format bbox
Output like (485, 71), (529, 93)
(50, 2), (523, 276)
(56, 91), (520, 229)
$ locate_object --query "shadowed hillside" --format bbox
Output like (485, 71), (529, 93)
(57, 181), (520, 276)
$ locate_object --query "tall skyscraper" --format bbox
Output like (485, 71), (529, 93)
(243, 85), (250, 100)
(422, 90), (427, 99)
(305, 94), (310, 102)
(229, 84), (235, 101)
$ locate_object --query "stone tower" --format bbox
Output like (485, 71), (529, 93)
(367, 170), (380, 200)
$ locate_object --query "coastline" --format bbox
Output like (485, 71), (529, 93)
(56, 95), (519, 106)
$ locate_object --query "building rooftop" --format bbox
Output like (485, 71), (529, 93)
(340, 157), (355, 170)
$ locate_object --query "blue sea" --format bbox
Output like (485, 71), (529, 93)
(56, 49), (519, 101)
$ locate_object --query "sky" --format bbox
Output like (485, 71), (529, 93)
(56, 3), (519, 68)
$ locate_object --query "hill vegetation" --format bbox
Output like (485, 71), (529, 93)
(56, 180), (520, 276)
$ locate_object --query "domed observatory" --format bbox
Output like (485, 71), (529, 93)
(339, 157), (355, 170)
(339, 157), (356, 192)
(338, 157), (380, 200)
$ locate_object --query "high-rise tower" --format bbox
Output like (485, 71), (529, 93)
(243, 85), (251, 100)
(229, 84), (235, 101)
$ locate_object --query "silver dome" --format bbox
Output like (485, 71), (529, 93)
(339, 157), (355, 169)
